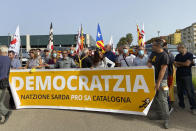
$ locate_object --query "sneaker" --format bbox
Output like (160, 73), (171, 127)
(2, 111), (12, 124)
(192, 109), (196, 115)
(169, 107), (174, 115)
(163, 120), (169, 129)
(0, 114), (5, 124)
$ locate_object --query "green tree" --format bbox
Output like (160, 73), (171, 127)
(117, 33), (133, 47)
(126, 33), (133, 45)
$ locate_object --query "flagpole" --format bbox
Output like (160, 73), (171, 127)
(7, 33), (10, 47)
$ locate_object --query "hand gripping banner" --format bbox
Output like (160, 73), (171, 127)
(9, 67), (155, 115)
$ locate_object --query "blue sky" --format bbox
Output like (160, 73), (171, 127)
(0, 0), (196, 46)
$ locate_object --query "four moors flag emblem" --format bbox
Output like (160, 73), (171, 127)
(9, 25), (21, 55)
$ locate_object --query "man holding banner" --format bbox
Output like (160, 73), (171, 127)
(148, 38), (170, 129)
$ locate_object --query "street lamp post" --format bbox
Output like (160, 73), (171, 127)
(157, 31), (160, 37)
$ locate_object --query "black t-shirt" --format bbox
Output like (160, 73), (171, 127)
(150, 51), (169, 81)
(81, 56), (93, 68)
(175, 52), (193, 76)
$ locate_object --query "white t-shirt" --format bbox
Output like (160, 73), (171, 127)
(94, 57), (115, 68)
(117, 54), (136, 67)
(133, 55), (149, 66)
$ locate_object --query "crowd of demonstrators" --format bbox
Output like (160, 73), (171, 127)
(0, 39), (196, 127)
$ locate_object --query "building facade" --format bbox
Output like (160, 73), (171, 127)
(0, 34), (96, 51)
(180, 22), (196, 54)
(168, 30), (181, 45)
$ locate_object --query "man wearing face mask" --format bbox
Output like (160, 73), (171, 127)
(45, 50), (58, 69)
(117, 45), (135, 67)
(133, 46), (148, 66)
(174, 44), (196, 115)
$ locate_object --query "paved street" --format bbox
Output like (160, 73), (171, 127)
(0, 96), (196, 131)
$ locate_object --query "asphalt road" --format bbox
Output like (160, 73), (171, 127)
(0, 96), (196, 131)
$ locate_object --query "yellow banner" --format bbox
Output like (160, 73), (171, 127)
(9, 67), (155, 115)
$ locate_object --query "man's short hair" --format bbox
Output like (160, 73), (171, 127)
(153, 38), (165, 47)
(44, 49), (49, 52)
(8, 50), (15, 55)
(123, 44), (130, 49)
(0, 45), (8, 53)
(83, 48), (89, 55)
(178, 43), (186, 49)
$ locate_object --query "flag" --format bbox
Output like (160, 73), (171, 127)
(9, 25), (21, 55)
(141, 23), (145, 46)
(47, 22), (54, 50)
(96, 24), (105, 51)
(80, 24), (85, 50)
(109, 36), (115, 52)
(137, 24), (144, 46)
(76, 28), (81, 54)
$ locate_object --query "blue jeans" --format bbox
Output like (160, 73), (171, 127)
(176, 76), (196, 109)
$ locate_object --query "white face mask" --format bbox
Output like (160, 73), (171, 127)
(123, 49), (128, 54)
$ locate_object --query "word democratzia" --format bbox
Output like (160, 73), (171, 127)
(11, 75), (150, 93)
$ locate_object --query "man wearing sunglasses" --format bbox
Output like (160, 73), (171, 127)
(56, 50), (76, 69)
(147, 38), (170, 129)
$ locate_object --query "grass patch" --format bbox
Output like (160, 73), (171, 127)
(193, 77), (196, 89)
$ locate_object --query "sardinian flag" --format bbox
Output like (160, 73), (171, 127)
(47, 22), (54, 50)
(9, 25), (21, 55)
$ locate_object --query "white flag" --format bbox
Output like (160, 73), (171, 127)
(109, 36), (115, 52)
(9, 25), (21, 55)
(76, 27), (81, 54)
(47, 23), (54, 50)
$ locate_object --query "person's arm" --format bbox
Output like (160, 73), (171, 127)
(105, 57), (115, 68)
(155, 64), (168, 90)
(174, 53), (193, 67)
(71, 59), (77, 68)
(33, 58), (43, 69)
(174, 60), (192, 67)
(147, 59), (152, 68)
(23, 61), (29, 69)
